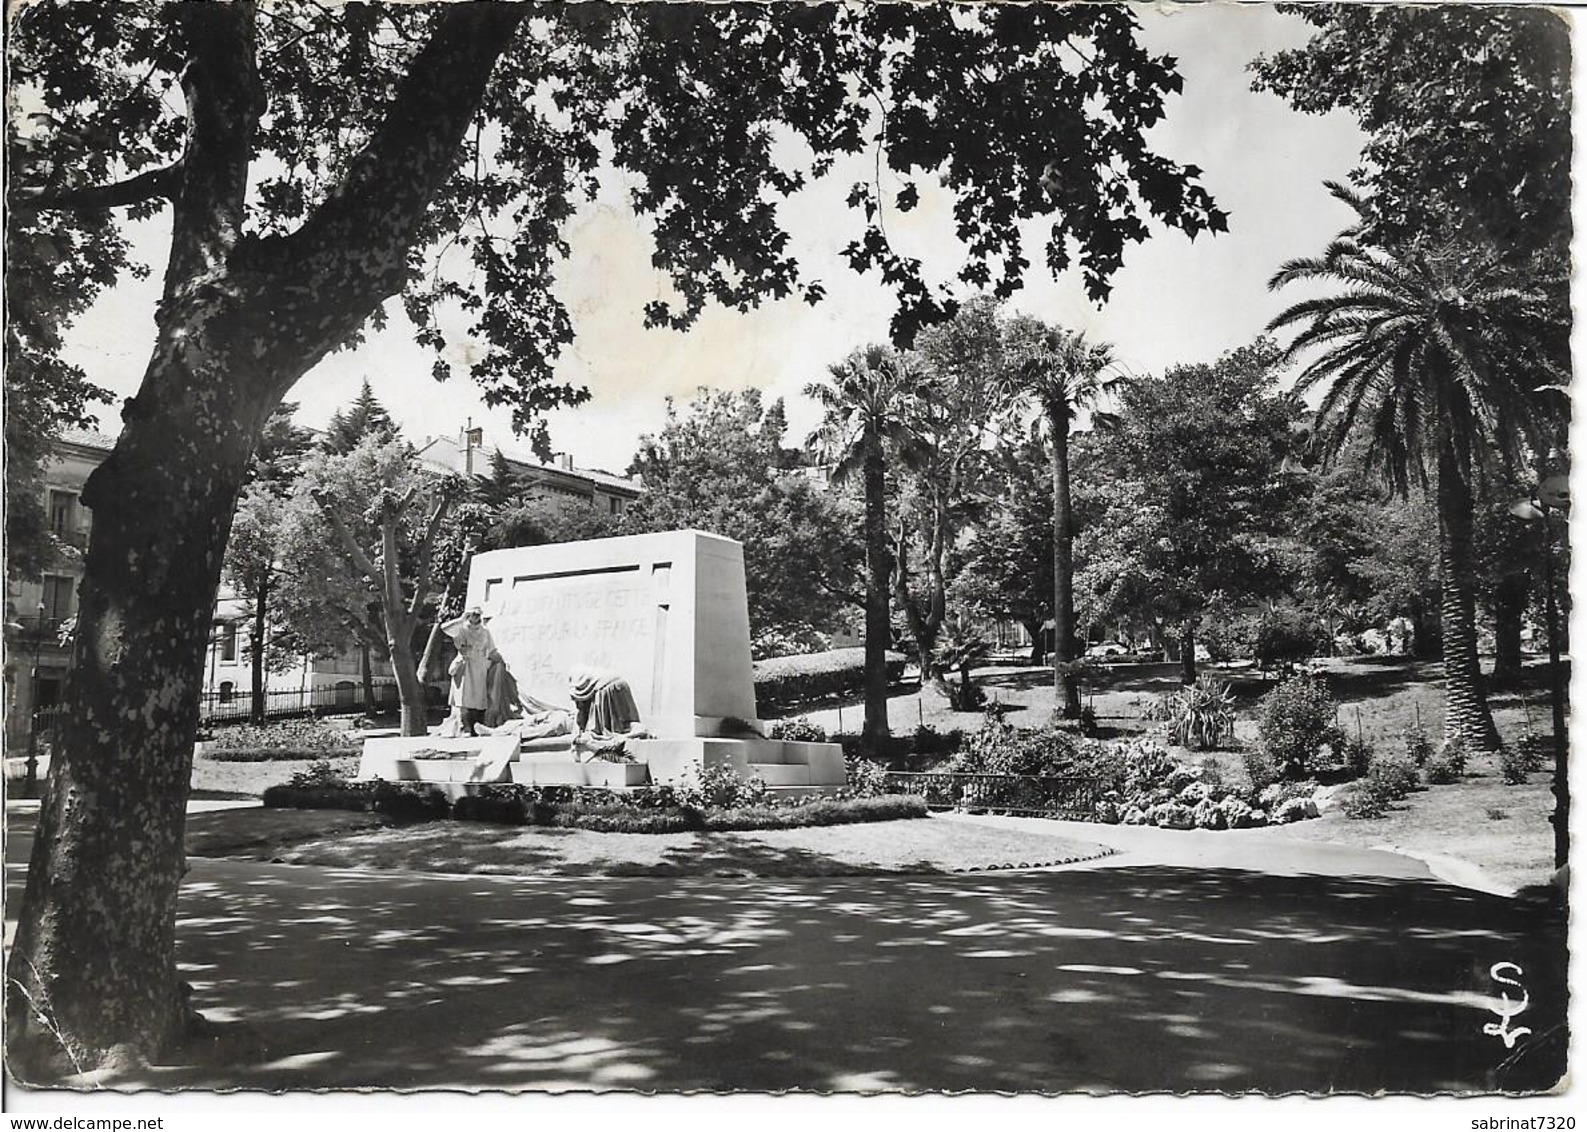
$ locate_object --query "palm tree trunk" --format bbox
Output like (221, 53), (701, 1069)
(1436, 447), (1502, 753)
(1179, 620), (1198, 685)
(861, 436), (892, 749)
(1049, 403), (1082, 718)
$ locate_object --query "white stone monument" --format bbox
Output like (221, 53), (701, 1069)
(358, 530), (845, 795)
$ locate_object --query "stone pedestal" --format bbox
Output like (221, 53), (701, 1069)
(360, 530), (845, 795)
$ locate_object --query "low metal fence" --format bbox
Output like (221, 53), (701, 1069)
(883, 771), (1100, 820)
(198, 681), (400, 724)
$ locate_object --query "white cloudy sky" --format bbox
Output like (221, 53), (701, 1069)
(64, 2), (1367, 475)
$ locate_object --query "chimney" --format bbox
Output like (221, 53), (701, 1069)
(558, 453), (574, 471)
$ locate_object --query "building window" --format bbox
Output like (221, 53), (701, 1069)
(47, 491), (77, 537)
(608, 496), (625, 515)
(218, 681), (235, 704)
(220, 622), (238, 662)
(41, 575), (74, 622)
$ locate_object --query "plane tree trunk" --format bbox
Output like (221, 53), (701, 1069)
(6, 3), (525, 1075)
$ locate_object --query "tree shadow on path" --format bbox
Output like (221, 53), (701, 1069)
(37, 859), (1564, 1096)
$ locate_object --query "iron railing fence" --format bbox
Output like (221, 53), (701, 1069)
(196, 681), (401, 724)
(883, 771), (1100, 820)
(23, 682), (404, 735)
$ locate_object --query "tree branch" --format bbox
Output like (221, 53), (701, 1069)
(264, 4), (527, 310)
(408, 486), (459, 618)
(11, 164), (180, 213)
(312, 493), (381, 582)
(163, 1), (265, 293)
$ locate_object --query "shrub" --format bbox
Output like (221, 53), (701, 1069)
(1202, 610), (1259, 664)
(1197, 758), (1226, 792)
(1241, 747), (1281, 795)
(1513, 731), (1550, 773)
(676, 764), (770, 810)
(1401, 724), (1435, 767)
(203, 718), (359, 753)
(370, 781), (451, 822)
(753, 648), (907, 710)
(1367, 755), (1420, 802)
(1164, 676), (1237, 751)
(843, 755), (889, 798)
(1342, 734), (1374, 780)
(1252, 605), (1326, 672)
(1257, 674), (1344, 780)
(205, 747), (360, 763)
(452, 787), (531, 826)
(1486, 807), (1509, 821)
(911, 725), (963, 757)
(769, 718), (829, 743)
(287, 759), (348, 789)
(1500, 745), (1532, 786)
(951, 714), (1079, 779)
(1423, 737), (1469, 785)
(262, 782), (375, 811)
(1339, 785), (1390, 820)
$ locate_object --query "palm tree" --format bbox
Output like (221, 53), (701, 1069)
(1268, 230), (1565, 753)
(806, 345), (916, 750)
(1006, 318), (1115, 718)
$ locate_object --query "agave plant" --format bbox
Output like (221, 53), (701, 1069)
(1166, 675), (1237, 751)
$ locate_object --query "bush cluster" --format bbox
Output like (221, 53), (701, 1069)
(1256, 674), (1345, 781)
(1340, 755), (1421, 819)
(1422, 737), (1469, 786)
(1401, 724), (1436, 767)
(753, 648), (907, 711)
(951, 713), (1319, 831)
(201, 718), (360, 754)
(263, 767), (927, 832)
(1501, 732), (1549, 785)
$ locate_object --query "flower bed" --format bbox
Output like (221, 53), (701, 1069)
(263, 762), (926, 832)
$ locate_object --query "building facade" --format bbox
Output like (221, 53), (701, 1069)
(6, 423), (644, 743)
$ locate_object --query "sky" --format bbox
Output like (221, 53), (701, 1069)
(61, 3), (1368, 476)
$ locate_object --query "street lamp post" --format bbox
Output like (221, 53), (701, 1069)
(1510, 474), (1569, 872)
(25, 601), (45, 792)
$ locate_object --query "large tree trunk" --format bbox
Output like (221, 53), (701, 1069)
(1178, 620), (1198, 685)
(249, 573), (269, 724)
(1489, 573), (1529, 688)
(6, 4), (525, 1075)
(360, 644), (376, 714)
(1436, 446), (1502, 754)
(1049, 402), (1082, 718)
(861, 435), (892, 749)
(1024, 617), (1047, 666)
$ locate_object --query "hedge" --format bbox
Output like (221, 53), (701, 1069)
(205, 748), (360, 763)
(265, 779), (927, 832)
(753, 647), (907, 710)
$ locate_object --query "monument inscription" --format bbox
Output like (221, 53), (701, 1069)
(486, 565), (666, 708)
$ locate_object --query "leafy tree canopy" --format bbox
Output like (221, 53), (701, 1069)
(1251, 5), (1570, 260)
(1079, 339), (1304, 632)
(624, 386), (861, 653)
(10, 0), (1225, 449)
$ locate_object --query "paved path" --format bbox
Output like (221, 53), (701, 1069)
(4, 806), (1567, 1095)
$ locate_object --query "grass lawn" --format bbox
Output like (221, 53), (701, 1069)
(182, 806), (1113, 877)
(180, 655), (1558, 891)
(777, 654), (1561, 893)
